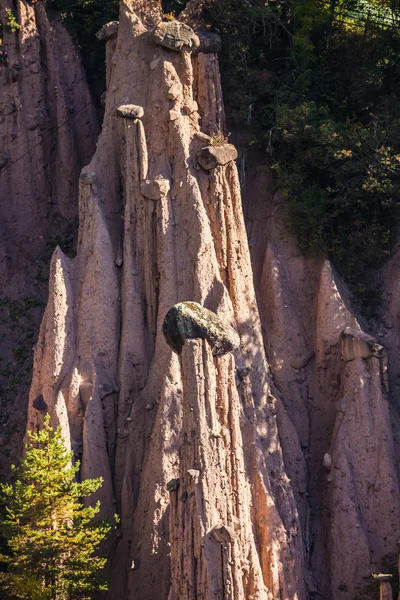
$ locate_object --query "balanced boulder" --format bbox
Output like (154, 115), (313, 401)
(151, 21), (200, 52)
(197, 144), (238, 171)
(80, 171), (96, 185)
(116, 104), (144, 119)
(162, 301), (240, 357)
(96, 21), (119, 42)
(340, 327), (384, 362)
(212, 524), (236, 543)
(140, 178), (170, 200)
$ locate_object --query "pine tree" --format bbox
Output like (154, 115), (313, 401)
(0, 415), (114, 599)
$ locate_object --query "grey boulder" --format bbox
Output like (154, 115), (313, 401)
(197, 144), (238, 171)
(151, 21), (200, 52)
(116, 104), (144, 119)
(162, 301), (240, 357)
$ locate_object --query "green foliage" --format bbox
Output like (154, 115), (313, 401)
(273, 102), (400, 272)
(4, 8), (20, 33)
(203, 0), (400, 310)
(51, 0), (118, 42)
(0, 416), (114, 599)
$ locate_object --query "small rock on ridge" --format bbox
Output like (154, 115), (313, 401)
(212, 524), (236, 543)
(187, 469), (200, 479)
(96, 21), (119, 42)
(140, 178), (170, 200)
(116, 104), (144, 119)
(197, 144), (238, 171)
(375, 574), (392, 582)
(167, 84), (181, 100)
(323, 453), (332, 471)
(151, 21), (200, 52)
(162, 301), (240, 357)
(80, 171), (97, 185)
(340, 327), (384, 362)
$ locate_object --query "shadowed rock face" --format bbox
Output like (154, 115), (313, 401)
(193, 31), (222, 55)
(162, 301), (240, 356)
(0, 0), (97, 478)
(32, 394), (47, 413)
(377, 577), (394, 600)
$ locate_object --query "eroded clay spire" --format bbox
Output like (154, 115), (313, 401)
(28, 0), (307, 597)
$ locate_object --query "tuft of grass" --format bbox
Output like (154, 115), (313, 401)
(210, 130), (230, 146)
(162, 11), (177, 21)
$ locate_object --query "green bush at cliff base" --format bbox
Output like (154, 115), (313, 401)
(0, 415), (115, 599)
(202, 0), (400, 311)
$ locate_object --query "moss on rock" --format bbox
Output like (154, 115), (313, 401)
(162, 301), (239, 357)
(151, 21), (200, 52)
